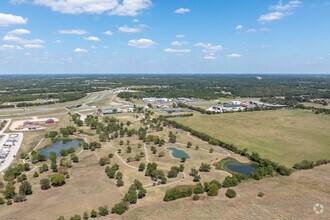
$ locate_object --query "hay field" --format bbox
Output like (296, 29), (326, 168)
(174, 110), (330, 166)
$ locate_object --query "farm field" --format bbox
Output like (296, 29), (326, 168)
(124, 164), (330, 220)
(174, 110), (330, 167)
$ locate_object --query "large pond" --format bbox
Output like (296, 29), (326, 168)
(220, 158), (258, 176)
(167, 147), (190, 159)
(38, 139), (82, 158)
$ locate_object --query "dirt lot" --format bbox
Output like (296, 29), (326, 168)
(124, 164), (330, 220)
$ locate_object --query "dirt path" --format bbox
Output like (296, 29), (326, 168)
(106, 142), (138, 170)
(143, 143), (150, 163)
(186, 133), (247, 163)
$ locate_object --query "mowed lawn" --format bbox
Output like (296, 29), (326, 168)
(174, 110), (330, 167)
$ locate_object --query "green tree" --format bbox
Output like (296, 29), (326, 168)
(90, 210), (97, 218)
(98, 206), (109, 216)
(19, 180), (33, 195)
(40, 178), (51, 190)
(207, 183), (219, 196)
(226, 189), (236, 198)
(138, 163), (145, 172)
(99, 157), (110, 166)
(111, 202), (128, 215)
(51, 174), (66, 186)
(4, 182), (16, 199)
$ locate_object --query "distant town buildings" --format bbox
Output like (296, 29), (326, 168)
(207, 100), (288, 113)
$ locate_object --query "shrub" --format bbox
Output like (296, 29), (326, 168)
(99, 157), (110, 166)
(199, 163), (211, 172)
(4, 182), (16, 199)
(13, 194), (26, 203)
(83, 211), (89, 220)
(51, 174), (66, 186)
(70, 215), (81, 220)
(40, 178), (51, 190)
(19, 180), (33, 195)
(111, 202), (128, 215)
(163, 186), (192, 202)
(33, 171), (39, 178)
(0, 197), (5, 205)
(222, 176), (239, 188)
(138, 163), (145, 172)
(207, 183), (219, 196)
(192, 194), (200, 201)
(90, 210), (97, 218)
(257, 192), (264, 197)
(193, 183), (204, 194)
(226, 189), (237, 198)
(98, 206), (109, 216)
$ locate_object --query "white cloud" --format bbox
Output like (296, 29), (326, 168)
(119, 25), (141, 33)
(176, 34), (186, 38)
(2, 35), (45, 44)
(227, 53), (242, 58)
(132, 18), (139, 23)
(270, 0), (302, 11)
(58, 29), (87, 35)
(53, 40), (63, 43)
(103, 30), (113, 35)
(2, 35), (22, 42)
(25, 39), (45, 44)
(0, 13), (28, 26)
(74, 48), (88, 53)
(128, 38), (157, 48)
(194, 42), (223, 53)
(260, 28), (271, 32)
(204, 55), (216, 60)
(164, 48), (191, 53)
(34, 0), (151, 16)
(247, 28), (257, 33)
(258, 12), (286, 22)
(0, 44), (23, 51)
(236, 24), (243, 30)
(195, 42), (222, 60)
(84, 36), (100, 41)
(9, 28), (30, 35)
(175, 8), (190, 14)
(110, 0), (152, 16)
(171, 41), (187, 46)
(9, 0), (28, 4)
(24, 44), (44, 49)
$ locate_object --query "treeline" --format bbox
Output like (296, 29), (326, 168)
(163, 178), (239, 202)
(293, 159), (330, 170)
(261, 97), (330, 115)
(159, 113), (193, 118)
(161, 118), (292, 178)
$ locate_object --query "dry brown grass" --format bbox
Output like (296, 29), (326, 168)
(124, 164), (330, 220)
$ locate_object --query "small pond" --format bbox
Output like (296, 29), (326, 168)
(220, 158), (258, 176)
(38, 139), (82, 158)
(167, 147), (190, 159)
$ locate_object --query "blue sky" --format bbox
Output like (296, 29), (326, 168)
(0, 0), (329, 74)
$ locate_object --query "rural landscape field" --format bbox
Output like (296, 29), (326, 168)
(1, 0), (330, 219)
(174, 110), (330, 166)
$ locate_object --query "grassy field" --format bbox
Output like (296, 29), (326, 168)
(302, 102), (330, 109)
(124, 164), (330, 220)
(174, 110), (330, 167)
